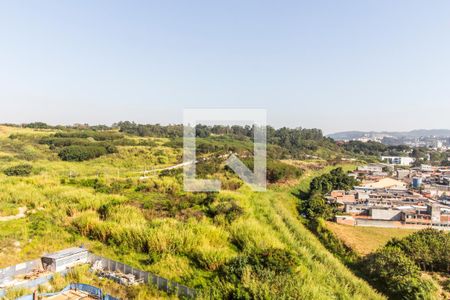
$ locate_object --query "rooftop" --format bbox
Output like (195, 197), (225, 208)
(42, 247), (88, 260)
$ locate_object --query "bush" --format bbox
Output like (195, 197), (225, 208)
(3, 164), (33, 176)
(58, 145), (117, 161)
(54, 130), (124, 141)
(220, 248), (297, 281)
(266, 160), (303, 183)
(299, 191), (334, 220)
(362, 246), (437, 299)
(386, 229), (450, 272)
(218, 248), (299, 298)
(40, 137), (91, 148)
(236, 159), (303, 183)
(210, 200), (244, 223)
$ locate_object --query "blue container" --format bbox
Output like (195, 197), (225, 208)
(412, 177), (422, 188)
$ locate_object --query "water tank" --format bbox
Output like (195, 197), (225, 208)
(412, 177), (422, 188)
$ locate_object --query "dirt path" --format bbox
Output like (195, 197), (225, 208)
(0, 207), (27, 221)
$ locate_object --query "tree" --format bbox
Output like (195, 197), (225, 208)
(300, 191), (334, 220)
(309, 167), (357, 195)
(363, 247), (437, 299)
(387, 229), (450, 272)
(58, 145), (116, 161)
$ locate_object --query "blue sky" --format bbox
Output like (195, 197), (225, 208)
(0, 1), (449, 133)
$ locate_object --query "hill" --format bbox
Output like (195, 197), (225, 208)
(0, 125), (383, 299)
(328, 129), (450, 140)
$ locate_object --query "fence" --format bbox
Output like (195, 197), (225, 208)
(0, 259), (41, 283)
(0, 259), (44, 298)
(15, 283), (119, 300)
(88, 254), (196, 298)
(0, 251), (196, 299)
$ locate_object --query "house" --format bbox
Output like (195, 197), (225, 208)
(381, 156), (415, 166)
(420, 164), (434, 172)
(329, 190), (356, 203)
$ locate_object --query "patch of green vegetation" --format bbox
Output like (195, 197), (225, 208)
(0, 125), (385, 299)
(362, 246), (438, 299)
(0, 202), (19, 216)
(3, 163), (33, 176)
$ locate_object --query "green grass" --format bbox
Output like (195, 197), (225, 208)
(0, 125), (384, 299)
(238, 188), (383, 299)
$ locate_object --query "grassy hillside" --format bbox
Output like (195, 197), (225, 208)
(0, 125), (383, 299)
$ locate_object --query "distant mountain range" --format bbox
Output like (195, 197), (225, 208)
(328, 129), (450, 141)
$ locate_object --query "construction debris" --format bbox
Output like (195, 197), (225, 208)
(23, 268), (48, 280)
(91, 260), (143, 286)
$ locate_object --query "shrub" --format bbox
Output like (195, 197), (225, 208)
(386, 228), (450, 273)
(299, 191), (334, 220)
(251, 248), (298, 274)
(40, 137), (91, 148)
(54, 130), (124, 141)
(3, 164), (33, 176)
(218, 248), (299, 298)
(229, 159), (303, 183)
(266, 160), (303, 183)
(362, 246), (437, 299)
(58, 145), (117, 161)
(209, 200), (244, 223)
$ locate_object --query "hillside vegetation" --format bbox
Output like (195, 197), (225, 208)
(0, 124), (383, 299)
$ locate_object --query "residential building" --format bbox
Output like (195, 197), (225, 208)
(381, 156), (415, 166)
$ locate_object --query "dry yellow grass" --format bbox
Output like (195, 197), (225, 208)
(325, 221), (418, 255)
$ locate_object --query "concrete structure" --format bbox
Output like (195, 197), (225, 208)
(369, 208), (403, 221)
(420, 164), (433, 172)
(381, 156), (415, 166)
(429, 204), (442, 224)
(335, 215), (355, 225)
(397, 169), (411, 180)
(342, 201), (450, 230)
(357, 164), (383, 173)
(329, 190), (356, 204)
(41, 247), (88, 272)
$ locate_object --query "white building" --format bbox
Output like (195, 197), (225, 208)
(420, 164), (433, 172)
(381, 156), (415, 166)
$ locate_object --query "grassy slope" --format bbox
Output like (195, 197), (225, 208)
(325, 221), (418, 255)
(243, 189), (384, 299)
(238, 162), (384, 298)
(0, 126), (383, 299)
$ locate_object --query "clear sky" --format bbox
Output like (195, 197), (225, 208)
(0, 1), (449, 134)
